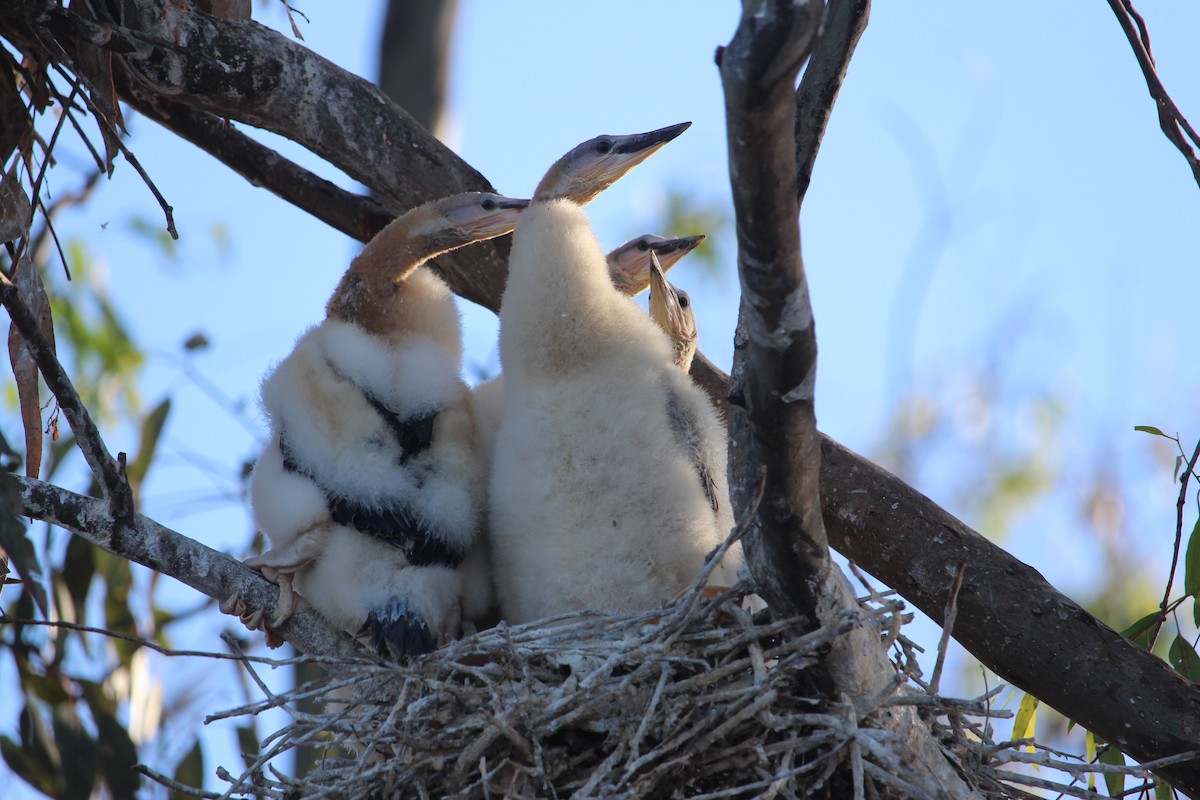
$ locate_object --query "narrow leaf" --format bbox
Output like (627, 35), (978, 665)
(1120, 611), (1159, 650)
(0, 471), (49, 617)
(1085, 731), (1097, 791)
(1012, 693), (1039, 753)
(1176, 454), (1184, 483)
(1, 733), (56, 795)
(52, 706), (98, 800)
(86, 690), (141, 797)
(126, 398), (171, 501)
(1184, 516), (1200, 598)
(171, 740), (204, 800)
(7, 255), (56, 480)
(0, 169), (32, 244)
(1155, 778), (1175, 799)
(1168, 635), (1200, 682)
(1134, 425), (1167, 437)
(1098, 744), (1125, 796)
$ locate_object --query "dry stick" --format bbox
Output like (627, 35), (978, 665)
(35, 33), (177, 237)
(1105, 0), (1200, 189)
(1152, 438), (1200, 647)
(927, 561), (966, 696)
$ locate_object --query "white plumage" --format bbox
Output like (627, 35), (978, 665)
(489, 128), (741, 623)
(239, 192), (527, 657)
(470, 233), (704, 477)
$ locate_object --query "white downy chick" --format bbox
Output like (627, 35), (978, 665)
(241, 192), (528, 658)
(489, 125), (743, 624)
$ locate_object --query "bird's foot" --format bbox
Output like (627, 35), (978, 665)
(220, 592), (286, 649)
(358, 597), (435, 661)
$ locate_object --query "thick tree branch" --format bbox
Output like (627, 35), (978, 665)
(126, 96), (395, 246)
(794, 0), (870, 205)
(820, 435), (1200, 795)
(13, 475), (362, 662)
(719, 0), (825, 621)
(2, 0), (511, 309)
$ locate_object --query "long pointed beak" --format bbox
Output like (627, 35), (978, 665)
(544, 122), (692, 203)
(649, 234), (705, 271)
(611, 121), (692, 156)
(648, 252), (676, 331)
(498, 198), (531, 210)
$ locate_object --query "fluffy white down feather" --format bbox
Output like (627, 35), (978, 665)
(256, 318), (479, 551)
(293, 525), (463, 637)
(490, 201), (742, 624)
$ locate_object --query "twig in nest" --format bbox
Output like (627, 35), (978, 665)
(928, 561), (966, 696)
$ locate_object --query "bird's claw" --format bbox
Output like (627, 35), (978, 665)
(359, 597), (435, 661)
(220, 592), (287, 650)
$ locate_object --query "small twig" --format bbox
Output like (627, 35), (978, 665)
(38, 43), (177, 238)
(928, 562), (966, 696)
(134, 764), (224, 798)
(1152, 437), (1200, 647)
(0, 614), (306, 666)
(1105, 0), (1200, 191)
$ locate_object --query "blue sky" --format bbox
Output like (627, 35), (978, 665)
(4, 1), (1200, 794)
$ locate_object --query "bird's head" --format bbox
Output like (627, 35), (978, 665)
(420, 192), (531, 248)
(648, 251), (698, 363)
(608, 233), (705, 296)
(533, 122), (692, 204)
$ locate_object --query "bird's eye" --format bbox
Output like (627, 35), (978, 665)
(678, 295), (690, 309)
(637, 240), (650, 251)
(481, 198), (497, 211)
(594, 139), (613, 155)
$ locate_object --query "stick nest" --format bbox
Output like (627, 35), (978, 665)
(206, 582), (1070, 800)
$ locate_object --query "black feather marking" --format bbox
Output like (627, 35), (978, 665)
(359, 597), (434, 660)
(360, 392), (438, 464)
(665, 387), (721, 514)
(279, 435), (464, 567)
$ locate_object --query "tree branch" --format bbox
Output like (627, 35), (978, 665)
(794, 0), (870, 206)
(1106, 0), (1200, 191)
(819, 435), (1200, 795)
(719, 0), (825, 621)
(125, 96), (395, 246)
(13, 474), (362, 662)
(0, 269), (132, 516)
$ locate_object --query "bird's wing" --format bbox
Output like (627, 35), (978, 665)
(665, 385), (721, 514)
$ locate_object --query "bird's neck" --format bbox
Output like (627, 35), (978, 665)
(325, 215), (462, 357)
(501, 200), (667, 378)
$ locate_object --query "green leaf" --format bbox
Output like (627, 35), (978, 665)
(1012, 693), (1039, 751)
(1184, 516), (1200, 598)
(52, 705), (98, 800)
(1176, 455), (1185, 483)
(1194, 596), (1200, 630)
(126, 397), (171, 502)
(171, 740), (205, 800)
(96, 550), (137, 665)
(237, 723), (261, 767)
(1120, 611), (1160, 650)
(1098, 744), (1125, 796)
(1, 733), (57, 795)
(1084, 730), (1097, 791)
(86, 689), (141, 797)
(1155, 778), (1174, 799)
(0, 472), (48, 617)
(1168, 635), (1200, 682)
(1135, 425), (1168, 437)
(61, 535), (96, 628)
